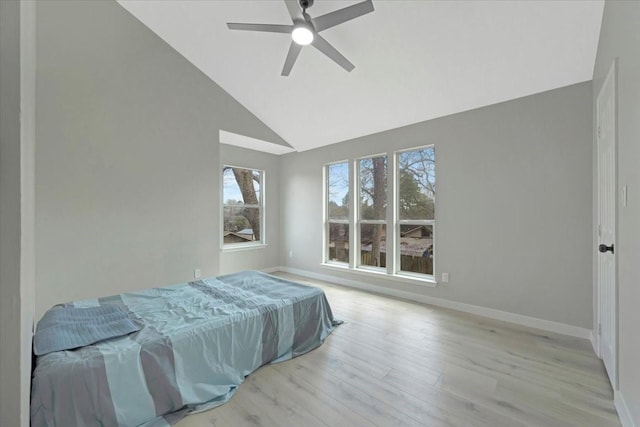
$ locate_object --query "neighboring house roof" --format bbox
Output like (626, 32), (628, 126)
(360, 238), (433, 257)
(401, 226), (424, 237)
(236, 228), (254, 236)
(223, 231), (253, 242)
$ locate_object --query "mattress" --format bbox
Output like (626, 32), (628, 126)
(30, 271), (339, 426)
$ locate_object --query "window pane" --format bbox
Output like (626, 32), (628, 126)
(223, 167), (261, 205)
(327, 162), (349, 220)
(360, 224), (386, 268)
(328, 223), (349, 263)
(224, 207), (260, 243)
(359, 156), (387, 220)
(399, 225), (433, 275)
(398, 147), (435, 220)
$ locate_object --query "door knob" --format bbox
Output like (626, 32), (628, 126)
(599, 243), (614, 254)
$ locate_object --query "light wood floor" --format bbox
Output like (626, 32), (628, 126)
(177, 272), (620, 427)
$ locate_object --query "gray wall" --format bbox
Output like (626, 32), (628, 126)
(0, 2), (24, 424)
(281, 82), (593, 328)
(593, 1), (640, 423)
(0, 1), (36, 425)
(34, 0), (286, 319)
(220, 144), (282, 274)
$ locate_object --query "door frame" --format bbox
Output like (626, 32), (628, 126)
(595, 59), (618, 389)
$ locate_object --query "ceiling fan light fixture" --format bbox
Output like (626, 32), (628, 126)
(227, 0), (374, 74)
(292, 25), (314, 45)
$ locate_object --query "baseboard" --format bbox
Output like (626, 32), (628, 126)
(590, 330), (599, 357)
(273, 266), (592, 340)
(260, 266), (281, 274)
(615, 390), (637, 427)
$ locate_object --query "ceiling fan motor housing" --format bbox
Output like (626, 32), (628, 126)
(227, 0), (374, 75)
(299, 0), (314, 10)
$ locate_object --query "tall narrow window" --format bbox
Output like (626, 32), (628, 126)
(358, 155), (387, 269)
(397, 146), (435, 276)
(223, 166), (265, 247)
(326, 162), (349, 263)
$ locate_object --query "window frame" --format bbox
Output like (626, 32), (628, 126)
(322, 144), (436, 286)
(221, 165), (266, 251)
(394, 145), (436, 279)
(324, 160), (350, 265)
(355, 153), (388, 272)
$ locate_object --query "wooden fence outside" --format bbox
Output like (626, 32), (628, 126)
(329, 248), (433, 275)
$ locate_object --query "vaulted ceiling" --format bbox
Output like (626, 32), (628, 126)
(118, 0), (604, 152)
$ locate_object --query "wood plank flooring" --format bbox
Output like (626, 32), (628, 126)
(177, 272), (620, 427)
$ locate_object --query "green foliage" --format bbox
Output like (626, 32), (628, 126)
(328, 200), (348, 219)
(223, 207), (251, 233)
(398, 169), (434, 219)
(230, 216), (250, 232)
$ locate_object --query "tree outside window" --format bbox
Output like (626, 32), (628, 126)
(358, 155), (387, 269)
(324, 145), (435, 278)
(223, 166), (264, 246)
(397, 146), (435, 275)
(327, 162), (349, 263)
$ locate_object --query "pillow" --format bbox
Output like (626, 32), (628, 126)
(34, 305), (141, 356)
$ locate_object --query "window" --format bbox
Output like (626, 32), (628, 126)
(397, 146), (435, 276)
(358, 155), (387, 269)
(326, 162), (349, 263)
(323, 145), (435, 282)
(223, 166), (264, 247)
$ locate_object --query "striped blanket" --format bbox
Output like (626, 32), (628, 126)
(30, 271), (339, 426)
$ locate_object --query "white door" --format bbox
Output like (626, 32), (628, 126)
(596, 61), (617, 390)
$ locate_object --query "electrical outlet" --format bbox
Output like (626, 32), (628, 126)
(194, 269), (201, 279)
(442, 272), (449, 283)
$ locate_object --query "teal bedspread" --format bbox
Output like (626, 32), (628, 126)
(30, 271), (339, 426)
(33, 305), (141, 356)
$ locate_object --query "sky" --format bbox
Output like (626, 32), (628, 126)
(223, 168), (260, 203)
(328, 162), (349, 205)
(224, 148), (433, 206)
(328, 147), (435, 206)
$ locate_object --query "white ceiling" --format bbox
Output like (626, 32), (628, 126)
(118, 0), (604, 152)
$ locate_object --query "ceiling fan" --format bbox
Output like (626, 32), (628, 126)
(227, 0), (374, 76)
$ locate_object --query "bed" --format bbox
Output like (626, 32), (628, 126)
(30, 271), (340, 427)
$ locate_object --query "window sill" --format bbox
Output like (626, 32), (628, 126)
(321, 263), (438, 287)
(221, 243), (268, 253)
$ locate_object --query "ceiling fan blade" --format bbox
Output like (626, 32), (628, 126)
(311, 0), (374, 32)
(311, 34), (355, 72)
(227, 23), (293, 34)
(283, 0), (303, 22)
(282, 42), (303, 76)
